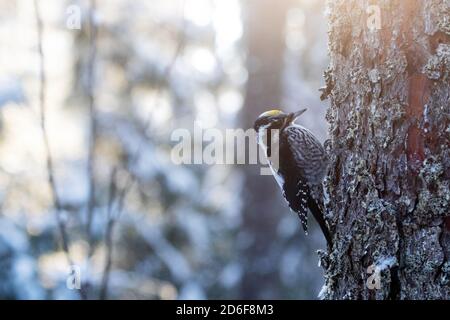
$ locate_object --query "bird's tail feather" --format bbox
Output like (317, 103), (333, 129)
(308, 197), (332, 248)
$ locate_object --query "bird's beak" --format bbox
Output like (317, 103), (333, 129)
(291, 108), (307, 121)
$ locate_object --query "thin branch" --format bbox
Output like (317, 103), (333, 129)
(86, 0), (98, 251)
(99, 168), (122, 300)
(33, 0), (73, 267)
(98, 216), (115, 300)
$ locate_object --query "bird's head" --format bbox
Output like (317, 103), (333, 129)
(253, 108), (307, 133)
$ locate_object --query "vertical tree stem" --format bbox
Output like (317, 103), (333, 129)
(34, 0), (73, 267)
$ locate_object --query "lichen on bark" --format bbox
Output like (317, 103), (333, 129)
(320, 0), (450, 299)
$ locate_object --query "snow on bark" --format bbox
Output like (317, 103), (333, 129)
(320, 0), (450, 299)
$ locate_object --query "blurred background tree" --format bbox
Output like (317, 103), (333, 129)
(0, 0), (329, 299)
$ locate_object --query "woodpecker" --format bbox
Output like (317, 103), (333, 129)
(254, 109), (332, 246)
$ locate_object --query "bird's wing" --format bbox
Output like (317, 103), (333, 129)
(277, 132), (311, 234)
(277, 125), (331, 243)
(283, 125), (329, 186)
(281, 174), (310, 234)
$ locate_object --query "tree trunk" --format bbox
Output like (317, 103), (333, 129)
(321, 0), (450, 299)
(239, 0), (292, 299)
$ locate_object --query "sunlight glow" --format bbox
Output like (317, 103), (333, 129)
(185, 0), (213, 27)
(189, 47), (217, 74)
(195, 91), (218, 128)
(285, 8), (306, 51)
(213, 0), (243, 51)
(218, 89), (242, 115)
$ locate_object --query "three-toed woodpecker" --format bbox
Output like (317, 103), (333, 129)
(254, 109), (332, 246)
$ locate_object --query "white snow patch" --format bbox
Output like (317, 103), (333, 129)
(375, 256), (397, 271)
(318, 282), (331, 300)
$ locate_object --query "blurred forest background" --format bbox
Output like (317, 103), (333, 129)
(0, 0), (329, 299)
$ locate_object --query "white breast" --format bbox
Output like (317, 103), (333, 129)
(257, 126), (284, 189)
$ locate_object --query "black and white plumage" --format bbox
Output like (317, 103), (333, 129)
(254, 109), (332, 246)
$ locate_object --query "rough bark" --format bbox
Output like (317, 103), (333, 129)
(321, 0), (450, 299)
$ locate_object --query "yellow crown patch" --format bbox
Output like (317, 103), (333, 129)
(259, 109), (284, 118)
